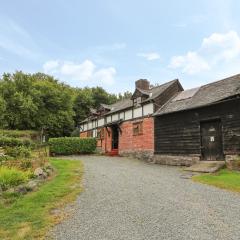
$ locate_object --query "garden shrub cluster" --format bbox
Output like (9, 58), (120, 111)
(49, 137), (97, 155)
(0, 136), (33, 147)
(0, 166), (31, 191)
(0, 130), (39, 140)
(4, 146), (31, 158)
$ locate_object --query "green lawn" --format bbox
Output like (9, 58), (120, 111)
(0, 158), (83, 240)
(193, 169), (240, 193)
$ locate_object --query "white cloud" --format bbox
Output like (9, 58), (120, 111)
(43, 59), (116, 86)
(169, 30), (240, 74)
(137, 52), (160, 61)
(43, 60), (59, 73)
(202, 31), (240, 61)
(169, 52), (210, 74)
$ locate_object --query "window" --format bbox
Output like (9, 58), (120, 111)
(133, 121), (143, 136)
(87, 130), (93, 137)
(133, 97), (142, 106)
(97, 128), (105, 139)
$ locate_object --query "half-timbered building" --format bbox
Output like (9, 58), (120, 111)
(79, 79), (183, 159)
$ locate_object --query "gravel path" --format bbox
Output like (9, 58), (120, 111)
(50, 156), (240, 240)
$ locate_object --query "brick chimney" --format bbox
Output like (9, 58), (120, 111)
(135, 79), (150, 90)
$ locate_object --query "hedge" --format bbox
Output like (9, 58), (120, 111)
(49, 137), (97, 155)
(0, 136), (33, 147)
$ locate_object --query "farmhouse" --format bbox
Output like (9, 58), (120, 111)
(79, 79), (183, 159)
(154, 74), (240, 166)
(80, 74), (240, 166)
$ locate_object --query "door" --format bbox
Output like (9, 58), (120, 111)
(111, 125), (119, 149)
(200, 120), (223, 161)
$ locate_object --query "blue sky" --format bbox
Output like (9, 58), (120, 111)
(1, 0), (240, 93)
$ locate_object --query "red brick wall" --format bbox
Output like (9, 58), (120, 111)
(119, 117), (154, 152)
(80, 117), (154, 157)
(80, 131), (88, 138)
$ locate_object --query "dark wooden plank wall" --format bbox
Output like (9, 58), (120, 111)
(154, 98), (240, 155)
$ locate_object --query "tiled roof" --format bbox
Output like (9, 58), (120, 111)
(155, 74), (240, 116)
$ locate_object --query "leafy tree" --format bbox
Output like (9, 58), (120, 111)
(0, 96), (6, 128)
(73, 88), (93, 125)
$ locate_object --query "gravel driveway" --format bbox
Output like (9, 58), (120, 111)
(51, 156), (240, 240)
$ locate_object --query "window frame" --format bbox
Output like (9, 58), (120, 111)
(132, 121), (143, 136)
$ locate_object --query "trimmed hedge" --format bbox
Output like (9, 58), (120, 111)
(0, 136), (33, 147)
(49, 137), (97, 155)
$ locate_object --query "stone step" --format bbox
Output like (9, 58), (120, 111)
(184, 161), (225, 173)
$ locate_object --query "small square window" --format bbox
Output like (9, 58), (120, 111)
(133, 121), (143, 136)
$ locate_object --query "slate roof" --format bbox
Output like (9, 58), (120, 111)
(80, 79), (180, 123)
(155, 74), (240, 116)
(105, 79), (180, 115)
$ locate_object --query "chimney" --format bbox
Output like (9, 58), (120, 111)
(135, 79), (150, 90)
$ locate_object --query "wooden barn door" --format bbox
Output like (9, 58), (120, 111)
(200, 120), (223, 161)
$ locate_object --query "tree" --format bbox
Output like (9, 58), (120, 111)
(0, 72), (74, 137)
(0, 96), (6, 128)
(73, 88), (93, 125)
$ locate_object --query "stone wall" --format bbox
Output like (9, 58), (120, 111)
(119, 150), (154, 162)
(153, 154), (200, 166)
(225, 155), (240, 171)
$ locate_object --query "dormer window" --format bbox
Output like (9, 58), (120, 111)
(133, 97), (141, 106)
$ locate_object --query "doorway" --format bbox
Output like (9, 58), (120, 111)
(200, 120), (224, 161)
(111, 125), (119, 150)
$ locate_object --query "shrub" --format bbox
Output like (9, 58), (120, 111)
(0, 166), (30, 191)
(0, 155), (14, 165)
(49, 137), (97, 155)
(0, 136), (33, 147)
(4, 146), (32, 159)
(0, 130), (39, 140)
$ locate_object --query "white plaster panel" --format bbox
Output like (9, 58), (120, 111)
(143, 103), (154, 115)
(112, 113), (119, 121)
(125, 109), (132, 120)
(133, 107), (142, 118)
(98, 118), (104, 127)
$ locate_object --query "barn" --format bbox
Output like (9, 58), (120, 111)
(154, 74), (240, 166)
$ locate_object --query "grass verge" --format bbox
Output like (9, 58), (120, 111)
(193, 169), (240, 193)
(0, 158), (83, 239)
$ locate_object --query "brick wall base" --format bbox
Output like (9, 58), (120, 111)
(153, 154), (200, 166)
(120, 150), (154, 162)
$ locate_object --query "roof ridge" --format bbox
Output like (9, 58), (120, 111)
(149, 79), (179, 90)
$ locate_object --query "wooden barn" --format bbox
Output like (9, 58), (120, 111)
(154, 74), (240, 166)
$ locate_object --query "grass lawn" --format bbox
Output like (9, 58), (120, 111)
(193, 169), (240, 193)
(0, 158), (83, 240)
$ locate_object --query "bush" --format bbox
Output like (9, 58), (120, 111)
(0, 166), (30, 191)
(0, 155), (14, 165)
(49, 137), (97, 155)
(0, 130), (39, 140)
(0, 136), (33, 147)
(4, 146), (31, 159)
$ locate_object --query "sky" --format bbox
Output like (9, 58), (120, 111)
(1, 0), (240, 93)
